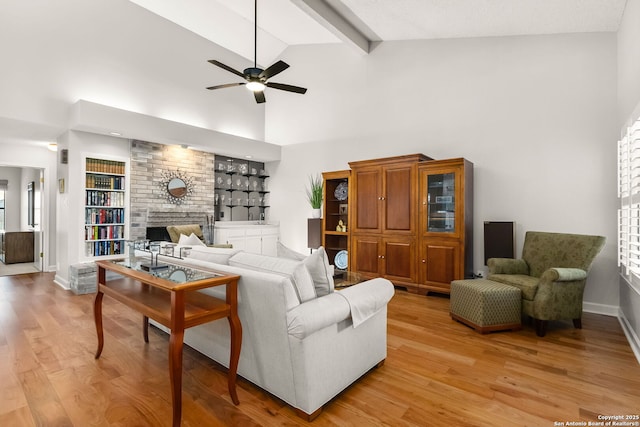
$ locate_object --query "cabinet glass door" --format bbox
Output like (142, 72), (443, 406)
(427, 173), (455, 232)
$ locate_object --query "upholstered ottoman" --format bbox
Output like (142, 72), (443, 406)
(450, 279), (522, 334)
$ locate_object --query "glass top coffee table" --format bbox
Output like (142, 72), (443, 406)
(334, 270), (365, 288)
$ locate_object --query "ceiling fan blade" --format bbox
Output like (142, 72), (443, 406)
(266, 82), (307, 94)
(259, 60), (289, 80)
(206, 82), (246, 90)
(254, 90), (266, 104)
(208, 60), (246, 78)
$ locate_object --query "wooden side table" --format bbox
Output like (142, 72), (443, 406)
(93, 259), (241, 427)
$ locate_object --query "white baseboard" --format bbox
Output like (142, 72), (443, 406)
(583, 303), (640, 364)
(618, 309), (640, 365)
(53, 274), (69, 290)
(583, 302), (619, 317)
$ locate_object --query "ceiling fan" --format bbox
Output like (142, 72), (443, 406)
(206, 0), (307, 104)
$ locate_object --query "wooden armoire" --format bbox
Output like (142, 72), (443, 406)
(344, 154), (473, 295)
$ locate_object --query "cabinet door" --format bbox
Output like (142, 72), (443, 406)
(382, 237), (415, 283)
(244, 235), (262, 254)
(352, 167), (382, 233)
(384, 164), (414, 234)
(419, 166), (462, 238)
(420, 240), (459, 292)
(352, 235), (381, 275)
(261, 233), (278, 256)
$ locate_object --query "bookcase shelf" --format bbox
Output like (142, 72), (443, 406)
(84, 157), (128, 258)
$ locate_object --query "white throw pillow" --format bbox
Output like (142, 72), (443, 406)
(303, 246), (335, 297)
(229, 252), (317, 302)
(178, 233), (206, 247)
(277, 241), (307, 261)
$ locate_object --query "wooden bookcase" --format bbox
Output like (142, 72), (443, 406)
(322, 170), (350, 271)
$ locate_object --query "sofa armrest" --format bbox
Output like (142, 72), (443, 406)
(488, 258), (529, 275)
(541, 268), (588, 282)
(286, 278), (394, 339)
(287, 293), (351, 339)
(338, 278), (395, 327)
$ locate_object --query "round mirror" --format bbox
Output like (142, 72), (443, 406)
(167, 178), (187, 198)
(169, 269), (188, 283)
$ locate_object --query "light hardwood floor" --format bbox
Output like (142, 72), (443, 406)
(1, 272), (638, 426)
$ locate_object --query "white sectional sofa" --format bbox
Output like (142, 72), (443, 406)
(146, 244), (395, 420)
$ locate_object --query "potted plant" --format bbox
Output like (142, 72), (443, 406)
(306, 174), (324, 218)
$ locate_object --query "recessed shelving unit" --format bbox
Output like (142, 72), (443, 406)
(214, 156), (269, 221)
(84, 157), (128, 258)
(322, 170), (350, 271)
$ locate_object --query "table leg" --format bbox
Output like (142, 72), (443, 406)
(169, 329), (184, 427)
(93, 290), (104, 359)
(227, 312), (242, 405)
(94, 266), (106, 359)
(143, 315), (149, 343)
(226, 279), (242, 405)
(169, 291), (186, 427)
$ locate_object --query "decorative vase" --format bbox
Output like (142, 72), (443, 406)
(311, 208), (322, 219)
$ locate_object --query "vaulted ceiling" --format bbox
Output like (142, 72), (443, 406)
(0, 0), (628, 152)
(130, 0), (628, 65)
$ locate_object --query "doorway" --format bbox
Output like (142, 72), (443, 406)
(0, 166), (45, 276)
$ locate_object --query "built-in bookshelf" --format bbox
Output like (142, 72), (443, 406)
(84, 157), (127, 258)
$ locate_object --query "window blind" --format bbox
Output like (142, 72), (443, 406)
(618, 118), (640, 276)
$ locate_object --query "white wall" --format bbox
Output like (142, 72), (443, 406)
(266, 32), (619, 309)
(0, 0), (266, 143)
(54, 131), (130, 287)
(0, 166), (22, 231)
(617, 0), (640, 354)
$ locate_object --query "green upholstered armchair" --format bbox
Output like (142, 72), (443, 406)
(487, 231), (605, 337)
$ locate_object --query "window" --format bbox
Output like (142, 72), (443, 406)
(618, 119), (640, 277)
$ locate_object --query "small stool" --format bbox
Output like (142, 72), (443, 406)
(450, 279), (522, 334)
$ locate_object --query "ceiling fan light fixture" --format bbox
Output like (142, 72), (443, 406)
(205, 0), (306, 103)
(246, 81), (265, 92)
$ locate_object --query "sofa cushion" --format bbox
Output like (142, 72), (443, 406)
(186, 246), (242, 265)
(487, 274), (539, 301)
(178, 232), (206, 247)
(303, 246), (334, 297)
(229, 252), (317, 302)
(277, 241), (307, 261)
(167, 224), (203, 243)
